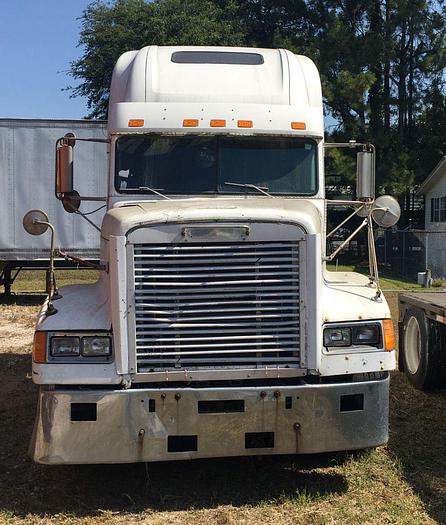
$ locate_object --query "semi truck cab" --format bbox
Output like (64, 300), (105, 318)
(28, 46), (396, 464)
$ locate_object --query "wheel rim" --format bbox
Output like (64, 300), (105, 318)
(405, 316), (422, 374)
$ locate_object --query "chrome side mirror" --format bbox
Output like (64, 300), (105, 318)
(22, 209), (50, 236)
(55, 133), (80, 213)
(371, 195), (401, 228)
(56, 133), (74, 195)
(23, 210), (59, 313)
(356, 149), (375, 200)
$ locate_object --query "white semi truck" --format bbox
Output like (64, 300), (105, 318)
(26, 46), (398, 464)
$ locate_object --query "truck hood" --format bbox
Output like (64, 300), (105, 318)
(102, 197), (323, 238)
(322, 270), (391, 322)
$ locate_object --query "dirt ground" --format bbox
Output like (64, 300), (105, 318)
(0, 291), (445, 524)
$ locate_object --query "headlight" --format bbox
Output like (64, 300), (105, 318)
(48, 333), (112, 361)
(82, 336), (112, 357)
(323, 327), (351, 347)
(352, 324), (380, 346)
(51, 336), (81, 356)
(323, 323), (382, 349)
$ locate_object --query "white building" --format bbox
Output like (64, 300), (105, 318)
(417, 157), (446, 278)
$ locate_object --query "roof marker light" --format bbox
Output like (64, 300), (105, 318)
(210, 119), (226, 127)
(237, 120), (253, 128)
(128, 119), (144, 127)
(183, 119), (199, 127)
(291, 121), (306, 130)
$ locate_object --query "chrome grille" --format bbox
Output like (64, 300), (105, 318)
(132, 241), (301, 371)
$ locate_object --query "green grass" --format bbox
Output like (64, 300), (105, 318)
(327, 263), (424, 291)
(5, 269), (99, 295)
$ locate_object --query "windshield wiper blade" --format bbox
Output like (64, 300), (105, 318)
(223, 182), (273, 197)
(121, 187), (171, 200)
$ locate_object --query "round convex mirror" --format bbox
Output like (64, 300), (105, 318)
(371, 195), (401, 228)
(23, 209), (49, 236)
(62, 190), (81, 213)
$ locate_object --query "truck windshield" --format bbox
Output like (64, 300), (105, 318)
(115, 135), (317, 195)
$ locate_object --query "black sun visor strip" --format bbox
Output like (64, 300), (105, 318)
(171, 51), (264, 65)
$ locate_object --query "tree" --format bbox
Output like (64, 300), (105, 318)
(69, 0), (245, 118)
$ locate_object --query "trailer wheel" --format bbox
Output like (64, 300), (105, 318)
(401, 307), (446, 389)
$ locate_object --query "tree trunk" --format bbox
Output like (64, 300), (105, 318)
(383, 0), (391, 132)
(398, 17), (407, 142)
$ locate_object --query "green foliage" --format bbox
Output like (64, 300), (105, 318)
(69, 0), (245, 118)
(417, 81), (446, 177)
(325, 148), (357, 196)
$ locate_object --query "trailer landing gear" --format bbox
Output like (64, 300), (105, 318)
(0, 263), (20, 297)
(0, 259), (99, 299)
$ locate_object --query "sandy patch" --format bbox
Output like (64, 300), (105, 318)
(0, 305), (39, 352)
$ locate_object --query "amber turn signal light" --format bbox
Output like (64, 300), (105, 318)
(291, 121), (306, 130)
(382, 320), (396, 351)
(33, 332), (47, 363)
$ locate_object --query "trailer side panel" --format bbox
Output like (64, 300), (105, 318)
(0, 119), (107, 261)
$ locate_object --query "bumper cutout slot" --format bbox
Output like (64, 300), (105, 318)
(198, 400), (245, 414)
(340, 393), (364, 412)
(245, 432), (274, 449)
(168, 435), (198, 452)
(70, 403), (97, 422)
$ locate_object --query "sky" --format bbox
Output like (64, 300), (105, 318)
(0, 0), (92, 119)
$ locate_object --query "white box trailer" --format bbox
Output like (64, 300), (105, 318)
(0, 119), (107, 294)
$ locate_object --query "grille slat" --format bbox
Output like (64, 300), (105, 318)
(133, 287), (299, 295)
(135, 326), (298, 335)
(135, 270), (297, 279)
(134, 279), (299, 286)
(137, 345), (299, 355)
(135, 313), (295, 322)
(135, 263), (299, 272)
(134, 336), (297, 346)
(132, 239), (301, 372)
(136, 334), (299, 342)
(137, 357), (298, 365)
(134, 320), (299, 329)
(135, 306), (299, 315)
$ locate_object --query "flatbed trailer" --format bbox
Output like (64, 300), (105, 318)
(399, 292), (446, 389)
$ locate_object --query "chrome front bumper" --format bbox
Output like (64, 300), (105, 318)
(30, 376), (389, 464)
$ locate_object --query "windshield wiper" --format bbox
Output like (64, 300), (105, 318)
(120, 187), (171, 200)
(223, 182), (273, 197)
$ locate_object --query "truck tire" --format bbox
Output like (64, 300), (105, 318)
(401, 307), (446, 389)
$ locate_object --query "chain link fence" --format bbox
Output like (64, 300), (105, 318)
(375, 229), (446, 279)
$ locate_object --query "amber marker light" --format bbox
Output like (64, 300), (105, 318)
(291, 121), (306, 130)
(237, 120), (253, 128)
(183, 119), (199, 127)
(128, 119), (144, 127)
(382, 320), (396, 351)
(33, 332), (47, 363)
(210, 119), (226, 127)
